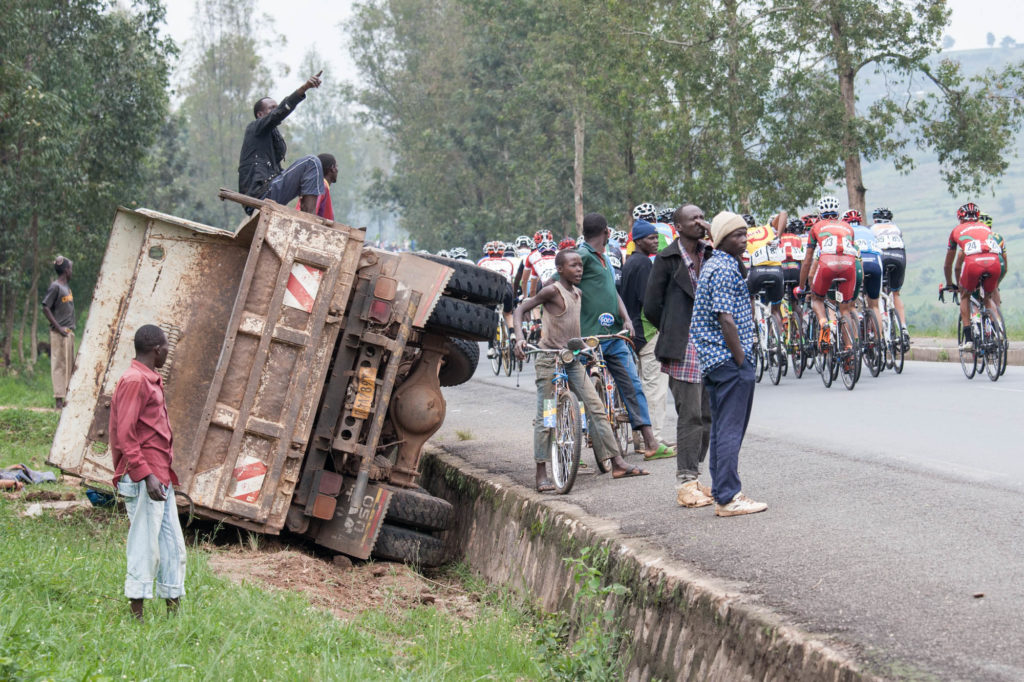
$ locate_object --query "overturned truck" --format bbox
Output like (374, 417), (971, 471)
(48, 191), (505, 567)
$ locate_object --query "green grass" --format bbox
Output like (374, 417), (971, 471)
(0, 398), (559, 681)
(0, 365), (54, 409)
(0, 503), (548, 681)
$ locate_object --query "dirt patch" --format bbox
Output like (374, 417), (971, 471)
(206, 546), (480, 622)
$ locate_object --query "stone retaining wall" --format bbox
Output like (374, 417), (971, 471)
(420, 449), (879, 682)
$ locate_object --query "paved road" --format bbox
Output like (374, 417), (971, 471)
(434, 354), (1024, 681)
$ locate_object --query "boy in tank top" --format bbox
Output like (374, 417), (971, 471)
(514, 251), (648, 491)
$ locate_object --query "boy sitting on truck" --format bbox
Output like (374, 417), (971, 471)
(514, 250), (647, 491)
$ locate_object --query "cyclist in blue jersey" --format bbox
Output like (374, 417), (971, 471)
(845, 210), (883, 318)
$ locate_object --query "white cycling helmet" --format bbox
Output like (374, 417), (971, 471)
(632, 202), (657, 222)
(436, 249), (450, 258)
(817, 196), (840, 216)
(611, 229), (628, 244)
(514, 235), (532, 248)
(450, 247), (468, 260)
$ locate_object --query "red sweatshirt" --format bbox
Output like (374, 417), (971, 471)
(109, 360), (178, 487)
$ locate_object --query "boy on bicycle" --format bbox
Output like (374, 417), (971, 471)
(514, 250), (647, 492)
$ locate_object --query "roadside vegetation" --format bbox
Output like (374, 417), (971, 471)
(0, 372), (627, 681)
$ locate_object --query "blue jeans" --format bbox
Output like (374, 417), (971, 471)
(118, 474), (187, 599)
(534, 354), (618, 463)
(704, 358), (756, 505)
(600, 338), (651, 428)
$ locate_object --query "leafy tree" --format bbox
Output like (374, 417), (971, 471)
(987, 32), (996, 47)
(0, 0), (173, 365)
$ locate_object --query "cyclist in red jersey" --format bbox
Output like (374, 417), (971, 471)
(519, 230), (554, 297)
(943, 202), (1002, 349)
(797, 197), (858, 350)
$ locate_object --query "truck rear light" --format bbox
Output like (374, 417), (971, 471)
(311, 494), (337, 520)
(368, 299), (391, 324)
(373, 277), (397, 300)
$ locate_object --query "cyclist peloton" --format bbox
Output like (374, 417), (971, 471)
(870, 207), (909, 345)
(846, 210), (884, 319)
(797, 197), (859, 350)
(944, 203), (1002, 349)
(779, 217), (807, 322)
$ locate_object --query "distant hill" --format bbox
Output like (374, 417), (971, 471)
(849, 47), (1023, 334)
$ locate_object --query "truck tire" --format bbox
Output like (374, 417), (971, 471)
(438, 337), (479, 387)
(381, 485), (454, 531)
(415, 254), (507, 306)
(426, 296), (497, 342)
(372, 524), (447, 568)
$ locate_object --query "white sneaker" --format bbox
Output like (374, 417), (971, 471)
(715, 492), (767, 517)
(676, 480), (713, 508)
(960, 340), (974, 352)
(486, 347), (497, 358)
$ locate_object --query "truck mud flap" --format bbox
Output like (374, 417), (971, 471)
(314, 477), (392, 560)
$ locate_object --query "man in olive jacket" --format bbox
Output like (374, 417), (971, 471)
(643, 205), (716, 507)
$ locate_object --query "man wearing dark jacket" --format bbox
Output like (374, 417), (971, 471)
(644, 205), (715, 508)
(238, 72), (323, 213)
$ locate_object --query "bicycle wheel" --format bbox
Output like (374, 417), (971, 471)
(839, 317), (858, 390)
(957, 317), (977, 379)
(611, 384), (633, 460)
(753, 340), (764, 383)
(996, 317), (1009, 377)
(888, 309), (903, 373)
(502, 328), (514, 376)
(789, 314), (806, 379)
(550, 390), (581, 494)
(589, 373), (613, 473)
(490, 319), (506, 375)
(984, 316), (1004, 382)
(819, 325), (834, 388)
(861, 309), (882, 378)
(767, 316), (784, 385)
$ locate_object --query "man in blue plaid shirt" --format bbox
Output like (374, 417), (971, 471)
(690, 212), (767, 517)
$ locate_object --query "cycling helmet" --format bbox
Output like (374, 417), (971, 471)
(656, 207), (675, 223)
(576, 235), (585, 247)
(483, 241), (498, 255)
(557, 237), (576, 250)
(632, 202), (657, 222)
(817, 196), (840, 216)
(741, 213), (756, 227)
(956, 202), (980, 222)
(436, 249), (450, 258)
(801, 213), (818, 229)
(842, 209), (862, 225)
(538, 239), (558, 255)
(871, 207), (892, 222)
(786, 217), (805, 234)
(979, 213), (993, 228)
(533, 229), (554, 245)
(611, 229), (628, 244)
(450, 247), (468, 260)
(504, 242), (515, 255)
(515, 235), (532, 249)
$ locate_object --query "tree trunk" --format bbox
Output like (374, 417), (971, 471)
(724, 0), (749, 210)
(572, 101), (585, 236)
(28, 216), (40, 366)
(831, 13), (867, 215)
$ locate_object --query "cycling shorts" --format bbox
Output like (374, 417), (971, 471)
(811, 254), (857, 302)
(746, 265), (784, 304)
(959, 254), (1001, 294)
(781, 262), (801, 292)
(501, 281), (515, 314)
(880, 249), (906, 292)
(860, 252), (883, 300)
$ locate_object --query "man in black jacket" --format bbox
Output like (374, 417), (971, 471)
(643, 205), (715, 508)
(238, 72), (323, 213)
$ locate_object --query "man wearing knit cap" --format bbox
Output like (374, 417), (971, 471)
(689, 212), (767, 516)
(619, 220), (673, 455)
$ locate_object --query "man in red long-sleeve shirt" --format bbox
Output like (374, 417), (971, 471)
(109, 324), (186, 621)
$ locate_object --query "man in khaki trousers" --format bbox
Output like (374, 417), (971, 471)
(42, 256), (75, 409)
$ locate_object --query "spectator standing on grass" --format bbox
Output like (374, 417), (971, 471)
(619, 219), (671, 451)
(644, 205), (716, 508)
(42, 256), (75, 409)
(110, 325), (187, 621)
(689, 212), (767, 517)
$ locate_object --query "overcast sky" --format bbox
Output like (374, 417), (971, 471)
(161, 0), (1019, 93)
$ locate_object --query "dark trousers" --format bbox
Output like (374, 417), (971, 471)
(704, 358), (755, 505)
(669, 378), (710, 483)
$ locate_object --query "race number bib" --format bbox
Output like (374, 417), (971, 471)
(768, 245), (786, 262)
(877, 234), (904, 250)
(819, 235), (854, 255)
(750, 245), (771, 265)
(962, 239), (984, 256)
(788, 246), (806, 261)
(986, 238), (1002, 255)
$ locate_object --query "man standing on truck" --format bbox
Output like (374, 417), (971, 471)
(238, 72), (324, 214)
(42, 256), (75, 409)
(109, 324), (187, 621)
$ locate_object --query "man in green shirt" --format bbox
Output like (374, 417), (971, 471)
(577, 213), (671, 460)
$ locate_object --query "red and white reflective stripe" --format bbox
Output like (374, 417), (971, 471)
(283, 263), (323, 313)
(229, 456), (267, 504)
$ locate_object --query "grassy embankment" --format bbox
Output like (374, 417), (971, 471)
(0, 372), (599, 681)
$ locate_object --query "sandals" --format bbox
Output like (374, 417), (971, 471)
(643, 443), (676, 461)
(612, 465), (649, 479)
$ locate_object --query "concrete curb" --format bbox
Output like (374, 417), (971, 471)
(420, 447), (880, 682)
(909, 346), (1024, 365)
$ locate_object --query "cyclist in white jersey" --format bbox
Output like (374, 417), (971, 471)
(870, 207), (908, 342)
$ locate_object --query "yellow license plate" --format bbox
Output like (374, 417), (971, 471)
(352, 366), (377, 419)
